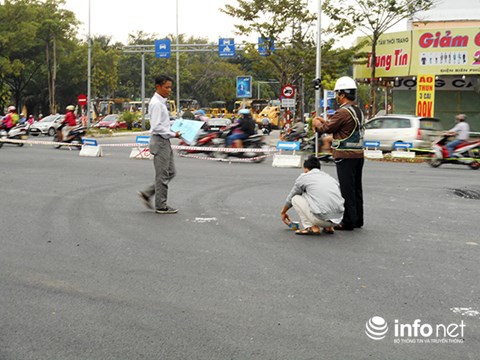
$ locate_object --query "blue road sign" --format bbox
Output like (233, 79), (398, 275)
(237, 76), (252, 98)
(394, 142), (413, 149)
(219, 38), (235, 58)
(258, 37), (275, 56)
(155, 39), (171, 59)
(364, 141), (381, 148)
(136, 135), (150, 145)
(276, 141), (301, 151)
(82, 138), (98, 146)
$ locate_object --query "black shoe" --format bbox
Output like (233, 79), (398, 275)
(155, 206), (178, 214)
(137, 191), (153, 209)
(333, 223), (354, 231)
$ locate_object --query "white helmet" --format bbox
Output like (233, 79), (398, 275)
(334, 76), (357, 91)
(66, 105), (75, 111)
(7, 105), (16, 112)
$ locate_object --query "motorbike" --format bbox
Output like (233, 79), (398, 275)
(178, 129), (222, 156)
(53, 123), (87, 149)
(211, 130), (268, 163)
(429, 134), (480, 170)
(0, 122), (30, 147)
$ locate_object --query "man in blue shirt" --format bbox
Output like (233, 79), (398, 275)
(138, 75), (180, 214)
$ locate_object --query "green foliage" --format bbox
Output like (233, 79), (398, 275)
(121, 111), (139, 130)
(323, 0), (434, 116)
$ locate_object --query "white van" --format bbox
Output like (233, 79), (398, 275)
(364, 115), (443, 151)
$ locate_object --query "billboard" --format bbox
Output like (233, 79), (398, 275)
(236, 76), (252, 98)
(353, 27), (480, 78)
(416, 75), (436, 117)
(354, 31), (412, 79)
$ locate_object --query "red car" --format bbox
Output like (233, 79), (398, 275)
(94, 114), (127, 129)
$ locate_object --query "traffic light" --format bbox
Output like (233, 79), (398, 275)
(312, 78), (321, 90)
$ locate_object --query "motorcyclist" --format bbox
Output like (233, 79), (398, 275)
(1, 106), (18, 133)
(285, 119), (307, 141)
(444, 114), (469, 158)
(226, 108), (256, 148)
(261, 114), (272, 135)
(60, 105), (77, 141)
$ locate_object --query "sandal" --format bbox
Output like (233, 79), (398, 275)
(295, 227), (321, 236)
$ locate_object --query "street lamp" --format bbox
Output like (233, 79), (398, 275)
(87, 0), (92, 128)
(176, 0), (180, 115)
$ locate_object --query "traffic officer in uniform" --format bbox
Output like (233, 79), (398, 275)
(312, 76), (365, 231)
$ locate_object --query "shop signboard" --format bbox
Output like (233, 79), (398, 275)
(353, 27), (480, 78)
(416, 75), (435, 117)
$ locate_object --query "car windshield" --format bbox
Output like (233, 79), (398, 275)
(420, 118), (443, 130)
(40, 115), (56, 123)
(102, 116), (116, 123)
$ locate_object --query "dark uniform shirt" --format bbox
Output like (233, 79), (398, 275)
(316, 102), (363, 159)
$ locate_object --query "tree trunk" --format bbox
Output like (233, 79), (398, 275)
(46, 42), (53, 114)
(52, 37), (57, 113)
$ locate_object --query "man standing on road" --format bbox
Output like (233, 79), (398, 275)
(281, 156), (344, 235)
(312, 76), (365, 231)
(138, 75), (180, 214)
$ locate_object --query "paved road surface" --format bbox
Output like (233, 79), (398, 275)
(1, 136), (479, 359)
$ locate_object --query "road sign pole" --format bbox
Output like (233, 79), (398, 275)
(176, 0), (180, 117)
(314, 0), (322, 157)
(141, 52), (146, 131)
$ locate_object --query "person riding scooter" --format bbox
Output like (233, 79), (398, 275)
(444, 114), (469, 158)
(226, 109), (256, 148)
(1, 106), (19, 133)
(59, 105), (77, 141)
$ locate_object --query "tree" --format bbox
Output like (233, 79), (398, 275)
(221, 0), (357, 114)
(323, 0), (433, 117)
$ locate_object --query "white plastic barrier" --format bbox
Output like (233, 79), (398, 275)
(79, 138), (103, 157)
(363, 141), (384, 159)
(130, 135), (153, 160)
(272, 141), (303, 168)
(391, 142), (415, 159)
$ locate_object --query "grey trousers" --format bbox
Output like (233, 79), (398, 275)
(143, 135), (176, 209)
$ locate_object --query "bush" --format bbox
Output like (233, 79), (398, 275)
(121, 111), (139, 130)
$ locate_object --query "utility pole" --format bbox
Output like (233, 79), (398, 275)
(87, 0), (92, 128)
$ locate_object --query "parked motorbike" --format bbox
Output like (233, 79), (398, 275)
(0, 122), (29, 147)
(211, 130), (268, 163)
(429, 134), (480, 170)
(53, 124), (86, 149)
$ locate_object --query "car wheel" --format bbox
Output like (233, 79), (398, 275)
(48, 127), (56, 136)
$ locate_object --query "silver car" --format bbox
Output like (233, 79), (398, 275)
(29, 114), (65, 136)
(364, 114), (444, 151)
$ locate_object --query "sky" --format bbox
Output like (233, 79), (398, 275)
(62, 0), (476, 47)
(63, 0), (255, 44)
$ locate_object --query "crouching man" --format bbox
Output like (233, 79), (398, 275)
(281, 156), (344, 236)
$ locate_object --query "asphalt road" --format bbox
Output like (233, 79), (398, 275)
(1, 135), (479, 360)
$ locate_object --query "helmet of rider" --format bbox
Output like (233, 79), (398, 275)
(238, 108), (250, 115)
(194, 109), (206, 116)
(455, 114), (467, 121)
(334, 76), (357, 92)
(66, 105), (75, 111)
(7, 105), (16, 112)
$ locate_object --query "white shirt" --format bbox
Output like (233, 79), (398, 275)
(149, 92), (176, 138)
(450, 122), (469, 141)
